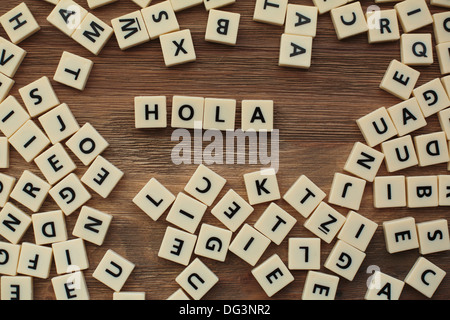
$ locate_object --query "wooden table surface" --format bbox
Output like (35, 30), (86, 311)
(1, 0), (449, 300)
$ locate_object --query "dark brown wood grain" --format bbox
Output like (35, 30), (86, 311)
(0, 0), (449, 300)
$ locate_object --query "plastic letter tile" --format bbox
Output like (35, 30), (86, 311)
(34, 143), (77, 185)
(279, 34), (313, 70)
(433, 12), (450, 45)
(0, 137), (9, 169)
(414, 132), (449, 167)
(253, 0), (288, 26)
(133, 177), (175, 221)
(175, 258), (219, 300)
(113, 292), (146, 300)
(413, 78), (450, 117)
(337, 210), (378, 252)
(72, 206), (113, 246)
(312, 0), (347, 15)
(203, 98), (236, 131)
(254, 203), (296, 245)
(205, 9), (240, 46)
(304, 202), (346, 244)
(0, 2), (40, 44)
(284, 4), (318, 37)
(0, 202), (31, 244)
(302, 271), (339, 300)
(241, 100), (274, 132)
(53, 51), (94, 91)
(0, 37), (26, 78)
(404, 257), (446, 298)
(170, 0), (203, 12)
(0, 74), (15, 103)
(17, 242), (53, 279)
(111, 10), (150, 50)
(243, 168), (280, 205)
(38, 103), (80, 145)
(132, 0), (152, 8)
(395, 0), (432, 33)
(381, 135), (418, 172)
(0, 241), (20, 275)
(373, 175), (406, 208)
(400, 33), (433, 66)
(49, 173), (91, 216)
(367, 9), (400, 43)
(9, 120), (50, 163)
(288, 237), (321, 270)
(18, 76), (60, 117)
(330, 2), (368, 40)
(160, 29), (196, 67)
(251, 254), (294, 298)
(324, 239), (366, 281)
(356, 107), (397, 147)
(194, 223), (232, 262)
(203, 0), (235, 11)
(158, 226), (197, 266)
(365, 271), (404, 300)
(135, 96), (167, 128)
(81, 155), (124, 198)
(184, 164), (226, 206)
(431, 0), (450, 8)
(166, 288), (190, 300)
(438, 107), (450, 139)
(283, 175), (326, 218)
(52, 238), (89, 274)
(92, 249), (135, 292)
(328, 172), (366, 211)
(379, 59), (420, 100)
(416, 218), (450, 255)
(210, 189), (254, 232)
(383, 216), (419, 253)
(0, 276), (33, 300)
(66, 122), (109, 166)
(0, 173), (16, 207)
(71, 13), (114, 56)
(165, 192), (207, 234)
(87, 0), (117, 9)
(52, 271), (90, 300)
(438, 175), (450, 206)
(32, 210), (67, 245)
(171, 95), (204, 129)
(10, 170), (51, 213)
(228, 223), (271, 266)
(387, 98), (427, 136)
(47, 0), (88, 37)
(436, 42), (450, 75)
(406, 176), (438, 208)
(141, 1), (179, 40)
(343, 141), (384, 182)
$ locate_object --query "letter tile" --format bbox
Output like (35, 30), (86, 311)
(0, 137), (9, 169)
(433, 11), (450, 44)
(279, 34), (313, 69)
(330, 2), (368, 40)
(160, 29), (196, 67)
(241, 99), (274, 132)
(436, 42), (450, 75)
(0, 276), (33, 300)
(9, 120), (50, 163)
(53, 51), (94, 91)
(328, 172), (366, 211)
(400, 33), (433, 66)
(16, 242), (53, 279)
(383, 216), (419, 253)
(203, 0), (235, 11)
(113, 15), (149, 53)
(34, 143), (77, 185)
(439, 175), (450, 206)
(210, 189), (254, 232)
(135, 96), (167, 128)
(175, 258), (218, 300)
(49, 173), (91, 216)
(343, 141), (384, 182)
(304, 202), (346, 244)
(0, 74), (15, 103)
(254, 202), (296, 245)
(65, 122), (109, 166)
(10, 170), (51, 213)
(113, 292), (146, 300)
(87, 0), (117, 9)
(413, 78), (450, 117)
(184, 164), (226, 206)
(72, 206), (113, 246)
(243, 168), (280, 205)
(170, 0), (203, 12)
(312, 0), (347, 15)
(356, 106), (397, 147)
(166, 288), (190, 300)
(0, 37), (26, 78)
(288, 237), (320, 270)
(379, 59), (420, 100)
(0, 2), (40, 44)
(381, 135), (418, 172)
(32, 210), (67, 245)
(194, 223), (232, 262)
(407, 175), (438, 208)
(431, 0), (450, 7)
(92, 249), (135, 292)
(302, 271), (339, 300)
(251, 254), (294, 298)
(253, 0), (288, 26)
(165, 192), (207, 234)
(203, 97), (236, 131)
(438, 107), (450, 139)
(171, 95), (204, 129)
(0, 96), (30, 138)
(394, 0), (432, 33)
(52, 271), (90, 300)
(132, 0), (152, 8)
(52, 238), (89, 274)
(0, 173), (16, 207)
(337, 210), (378, 252)
(387, 98), (427, 136)
(81, 155), (124, 198)
(71, 13), (114, 56)
(133, 177), (175, 221)
(18, 76), (60, 117)
(416, 218), (450, 255)
(0, 241), (20, 275)
(283, 175), (326, 218)
(404, 257), (446, 298)
(38, 103), (80, 144)
(414, 132), (449, 167)
(367, 9), (400, 43)
(228, 223), (271, 266)
(365, 271), (404, 300)
(141, 1), (179, 40)
(373, 175), (406, 208)
(158, 226), (197, 266)
(205, 9), (240, 46)
(0, 202), (31, 244)
(324, 239), (366, 281)
(47, 0), (89, 37)
(284, 4), (318, 37)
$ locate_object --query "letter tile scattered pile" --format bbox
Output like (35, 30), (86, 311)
(0, 0), (448, 301)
